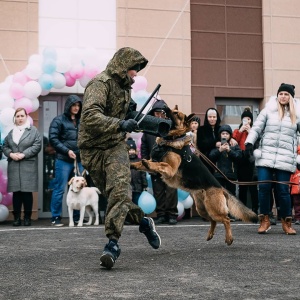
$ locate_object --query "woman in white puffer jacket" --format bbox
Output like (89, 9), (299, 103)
(245, 83), (300, 235)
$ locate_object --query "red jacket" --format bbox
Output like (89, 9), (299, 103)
(232, 129), (248, 151)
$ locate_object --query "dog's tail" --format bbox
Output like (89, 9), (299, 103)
(223, 189), (258, 223)
(91, 187), (101, 194)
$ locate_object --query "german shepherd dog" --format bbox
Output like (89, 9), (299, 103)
(131, 105), (258, 245)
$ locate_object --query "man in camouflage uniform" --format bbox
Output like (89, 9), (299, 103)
(78, 47), (161, 269)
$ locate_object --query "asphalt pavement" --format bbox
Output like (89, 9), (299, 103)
(0, 217), (299, 300)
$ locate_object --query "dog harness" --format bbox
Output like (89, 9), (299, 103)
(150, 138), (193, 163)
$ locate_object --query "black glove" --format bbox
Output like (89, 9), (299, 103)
(297, 164), (300, 171)
(119, 119), (138, 133)
(244, 143), (253, 158)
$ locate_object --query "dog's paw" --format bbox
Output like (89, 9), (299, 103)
(225, 237), (233, 246)
(69, 223), (75, 227)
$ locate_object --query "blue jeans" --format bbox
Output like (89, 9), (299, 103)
(50, 159), (84, 220)
(257, 167), (292, 218)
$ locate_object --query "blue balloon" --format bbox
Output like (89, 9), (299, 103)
(177, 189), (189, 202)
(43, 59), (56, 74)
(146, 172), (152, 188)
(138, 191), (156, 214)
(43, 47), (57, 60)
(39, 74), (54, 90)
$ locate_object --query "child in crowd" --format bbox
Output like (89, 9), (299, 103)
(290, 146), (300, 225)
(209, 124), (242, 220)
(127, 137), (148, 205)
(187, 115), (200, 154)
(232, 107), (259, 215)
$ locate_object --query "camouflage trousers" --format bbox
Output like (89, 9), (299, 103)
(80, 142), (144, 240)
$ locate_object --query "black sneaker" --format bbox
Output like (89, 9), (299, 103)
(139, 217), (161, 249)
(51, 217), (64, 227)
(154, 216), (167, 225)
(100, 240), (121, 270)
(169, 217), (178, 225)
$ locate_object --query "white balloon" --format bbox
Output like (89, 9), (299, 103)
(31, 98), (40, 112)
(24, 81), (42, 99)
(53, 72), (66, 89)
(28, 54), (43, 65)
(79, 75), (91, 88)
(0, 82), (10, 93)
(177, 201), (184, 217)
(0, 93), (14, 110)
(24, 63), (43, 80)
(40, 89), (50, 96)
(181, 195), (194, 209)
(0, 107), (15, 127)
(0, 204), (9, 222)
(56, 58), (71, 73)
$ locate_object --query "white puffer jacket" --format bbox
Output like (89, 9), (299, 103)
(245, 96), (300, 173)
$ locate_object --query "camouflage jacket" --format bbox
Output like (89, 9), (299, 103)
(78, 47), (148, 150)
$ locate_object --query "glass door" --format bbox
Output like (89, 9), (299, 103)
(215, 99), (260, 130)
(38, 95), (67, 218)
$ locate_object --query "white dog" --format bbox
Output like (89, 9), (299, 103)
(67, 176), (100, 227)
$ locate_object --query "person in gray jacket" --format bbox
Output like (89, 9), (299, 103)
(245, 83), (300, 235)
(3, 107), (42, 226)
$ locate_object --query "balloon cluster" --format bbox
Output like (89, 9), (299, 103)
(0, 47), (101, 134)
(0, 161), (11, 222)
(137, 175), (194, 220)
(0, 47), (103, 222)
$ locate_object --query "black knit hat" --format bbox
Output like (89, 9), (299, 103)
(189, 116), (201, 126)
(126, 137), (136, 150)
(218, 124), (232, 136)
(241, 107), (253, 123)
(277, 83), (295, 98)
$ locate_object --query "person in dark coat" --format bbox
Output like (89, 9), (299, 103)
(196, 108), (222, 158)
(208, 124), (242, 195)
(141, 99), (178, 225)
(127, 137), (147, 205)
(3, 107), (42, 226)
(49, 94), (83, 226)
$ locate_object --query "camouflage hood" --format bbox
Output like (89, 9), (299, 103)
(105, 47), (148, 89)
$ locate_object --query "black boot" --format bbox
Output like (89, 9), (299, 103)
(24, 218), (31, 226)
(13, 214), (21, 227)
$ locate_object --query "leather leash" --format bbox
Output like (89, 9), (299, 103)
(195, 149), (297, 187)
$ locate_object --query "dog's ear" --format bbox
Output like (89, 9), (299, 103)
(81, 169), (87, 178)
(68, 177), (74, 185)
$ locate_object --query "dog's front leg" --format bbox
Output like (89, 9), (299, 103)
(77, 207), (86, 227)
(68, 206), (75, 227)
(130, 161), (149, 171)
(142, 160), (178, 178)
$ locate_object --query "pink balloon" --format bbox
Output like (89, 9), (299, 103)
(84, 65), (100, 78)
(69, 64), (84, 79)
(14, 97), (33, 113)
(13, 72), (28, 85)
(9, 83), (24, 99)
(64, 72), (76, 87)
(1, 193), (12, 207)
(0, 176), (7, 194)
(132, 76), (148, 92)
(28, 115), (33, 125)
